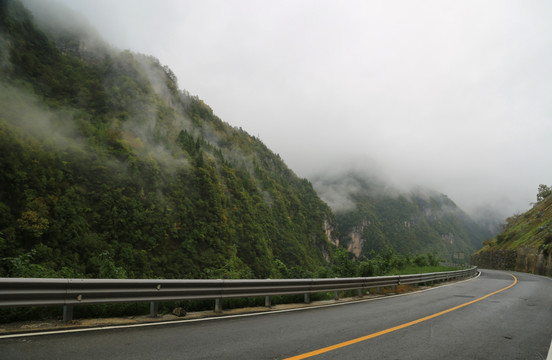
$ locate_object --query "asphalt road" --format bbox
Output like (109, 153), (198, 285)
(1, 269), (551, 359)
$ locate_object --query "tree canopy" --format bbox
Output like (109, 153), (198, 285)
(0, 0), (336, 279)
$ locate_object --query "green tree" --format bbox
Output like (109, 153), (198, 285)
(413, 254), (428, 267)
(537, 184), (551, 202)
(332, 247), (357, 277)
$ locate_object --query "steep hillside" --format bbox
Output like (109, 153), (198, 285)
(0, 0), (336, 279)
(312, 170), (493, 263)
(471, 186), (552, 275)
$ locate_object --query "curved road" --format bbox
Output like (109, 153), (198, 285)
(2, 270), (551, 359)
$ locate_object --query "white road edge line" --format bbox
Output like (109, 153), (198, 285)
(548, 337), (552, 360)
(0, 272), (482, 339)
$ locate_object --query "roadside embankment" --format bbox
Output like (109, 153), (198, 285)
(471, 246), (552, 276)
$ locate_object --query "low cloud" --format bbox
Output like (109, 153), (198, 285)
(17, 0), (552, 221)
(0, 82), (83, 151)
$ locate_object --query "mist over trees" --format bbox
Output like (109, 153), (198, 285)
(311, 170), (495, 262)
(0, 0), (336, 279)
(0, 0), (499, 281)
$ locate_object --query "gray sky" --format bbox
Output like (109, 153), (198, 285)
(26, 0), (552, 218)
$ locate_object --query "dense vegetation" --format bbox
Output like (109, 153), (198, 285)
(312, 171), (494, 263)
(0, 1), (493, 287)
(0, 0), (493, 324)
(330, 247), (446, 278)
(0, 0), (337, 279)
(476, 185), (552, 255)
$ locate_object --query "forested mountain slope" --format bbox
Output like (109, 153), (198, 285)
(471, 185), (552, 275)
(0, 0), (336, 279)
(312, 170), (494, 263)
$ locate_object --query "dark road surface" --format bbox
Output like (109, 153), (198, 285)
(1, 269), (551, 359)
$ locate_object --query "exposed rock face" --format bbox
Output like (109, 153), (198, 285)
(347, 219), (371, 258)
(515, 247), (552, 275)
(325, 219), (338, 247)
(441, 233), (455, 244)
(348, 230), (364, 258)
(471, 247), (552, 276)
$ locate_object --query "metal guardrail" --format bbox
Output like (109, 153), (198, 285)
(0, 267), (478, 321)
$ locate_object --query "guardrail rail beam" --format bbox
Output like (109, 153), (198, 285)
(0, 267), (478, 321)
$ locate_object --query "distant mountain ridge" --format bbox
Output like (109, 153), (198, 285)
(312, 170), (495, 262)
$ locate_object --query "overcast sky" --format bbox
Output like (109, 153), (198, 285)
(25, 0), (552, 218)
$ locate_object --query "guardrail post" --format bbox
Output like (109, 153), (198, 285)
(358, 288), (363, 297)
(334, 291), (339, 300)
(304, 293), (310, 304)
(63, 304), (73, 322)
(150, 301), (159, 317)
(265, 296), (271, 308)
(215, 298), (222, 313)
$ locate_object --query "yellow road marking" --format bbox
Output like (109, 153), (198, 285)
(284, 274), (518, 360)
